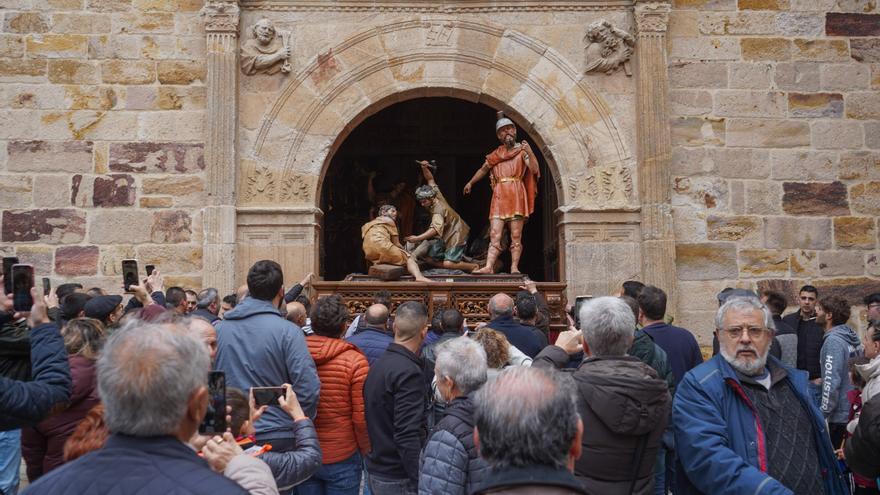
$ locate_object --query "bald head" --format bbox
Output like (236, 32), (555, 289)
(365, 303), (389, 326)
(188, 318), (217, 362)
(488, 293), (514, 319)
(285, 301), (308, 327)
(236, 284), (249, 303)
(392, 301), (428, 342)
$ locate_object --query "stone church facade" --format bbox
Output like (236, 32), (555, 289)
(0, 0), (878, 343)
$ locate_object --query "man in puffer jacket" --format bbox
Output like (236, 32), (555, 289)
(301, 295), (371, 495)
(533, 297), (670, 495)
(419, 337), (489, 495)
(816, 295), (864, 447)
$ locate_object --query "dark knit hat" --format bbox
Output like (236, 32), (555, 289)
(61, 292), (92, 320)
(83, 295), (123, 321)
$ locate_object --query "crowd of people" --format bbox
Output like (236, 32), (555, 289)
(2, 259), (880, 495)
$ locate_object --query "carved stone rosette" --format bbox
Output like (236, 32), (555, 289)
(634, 1), (677, 312)
(201, 0), (240, 294)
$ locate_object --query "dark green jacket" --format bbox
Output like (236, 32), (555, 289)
(629, 329), (676, 397)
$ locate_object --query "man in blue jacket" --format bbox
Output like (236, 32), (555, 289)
(215, 260), (320, 454)
(673, 296), (847, 495)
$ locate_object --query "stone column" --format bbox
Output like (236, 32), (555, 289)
(634, 1), (678, 312)
(201, 0), (239, 295)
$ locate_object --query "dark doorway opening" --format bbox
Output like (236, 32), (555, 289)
(320, 97), (559, 281)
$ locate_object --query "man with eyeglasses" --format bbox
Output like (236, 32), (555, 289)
(782, 285), (825, 405)
(865, 292), (880, 326)
(673, 296), (848, 494)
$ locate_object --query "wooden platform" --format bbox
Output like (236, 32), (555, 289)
(311, 275), (569, 333)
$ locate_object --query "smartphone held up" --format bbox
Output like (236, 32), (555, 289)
(199, 371), (227, 434)
(252, 387), (285, 407)
(12, 264), (35, 312)
(122, 259), (139, 292)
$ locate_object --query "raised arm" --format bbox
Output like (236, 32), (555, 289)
(463, 162), (490, 195)
(417, 160), (437, 187)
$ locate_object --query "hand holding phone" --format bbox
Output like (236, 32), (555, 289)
(27, 287), (50, 328)
(121, 259), (138, 293)
(12, 264), (34, 313)
(252, 386), (285, 407)
(3, 257), (19, 295)
(277, 383), (306, 421)
(199, 371), (227, 434)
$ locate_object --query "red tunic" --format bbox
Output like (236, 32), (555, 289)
(485, 141), (539, 220)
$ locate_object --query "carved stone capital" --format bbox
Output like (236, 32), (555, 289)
(201, 0), (241, 34)
(634, 1), (671, 34)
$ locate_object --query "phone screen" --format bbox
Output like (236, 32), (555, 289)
(121, 259), (138, 292)
(252, 387), (285, 407)
(42, 277), (51, 297)
(199, 371), (226, 434)
(145, 264), (155, 277)
(3, 257), (19, 295)
(12, 264), (34, 312)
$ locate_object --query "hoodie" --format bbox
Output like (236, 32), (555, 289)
(533, 347), (670, 495)
(305, 334), (371, 463)
(857, 355), (880, 405)
(820, 324), (863, 423)
(214, 297), (320, 437)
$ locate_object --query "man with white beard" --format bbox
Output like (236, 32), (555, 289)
(671, 297), (848, 495)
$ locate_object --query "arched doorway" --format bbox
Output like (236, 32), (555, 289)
(320, 97), (559, 282)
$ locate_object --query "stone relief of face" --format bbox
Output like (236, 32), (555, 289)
(254, 20), (275, 45)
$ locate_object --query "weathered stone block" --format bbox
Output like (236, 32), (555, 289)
(108, 142), (204, 173)
(826, 13), (880, 36)
(838, 151), (880, 180)
(707, 215), (763, 242)
(774, 62), (820, 91)
(699, 12), (776, 35)
(669, 11), (700, 37)
(136, 111), (203, 141)
(671, 117), (725, 146)
(776, 12), (825, 37)
(15, 246), (54, 275)
(92, 174), (135, 207)
(676, 242), (739, 281)
(868, 122), (880, 149)
(727, 119), (810, 148)
(2, 208), (86, 243)
(669, 61), (728, 89)
(100, 60), (155, 84)
(711, 148), (770, 178)
(151, 210), (191, 243)
(47, 59), (100, 84)
(7, 140), (93, 173)
(673, 205), (709, 240)
(770, 150), (838, 180)
(851, 182), (880, 215)
(782, 181), (850, 216)
(0, 35), (24, 58)
(55, 245), (99, 276)
(673, 0), (737, 10)
(741, 38), (791, 61)
(673, 176), (730, 210)
(4, 12), (49, 33)
(745, 181), (782, 215)
(157, 86), (204, 110)
(728, 63), (772, 89)
(830, 0), (878, 12)
(793, 39), (849, 62)
(834, 217), (876, 249)
(819, 251), (865, 276)
(738, 0), (789, 8)
(812, 120), (864, 149)
(740, 249), (790, 277)
(70, 174), (92, 207)
(63, 86), (119, 111)
(820, 64), (871, 91)
(670, 90), (713, 116)
(0, 59), (46, 80)
(846, 92), (880, 120)
(97, 245), (136, 276)
(139, 196), (172, 208)
(672, 147), (714, 175)
(764, 217), (832, 249)
(0, 175), (32, 208)
(714, 90), (786, 118)
(88, 209), (151, 243)
(867, 253), (880, 277)
(113, 12), (174, 34)
(142, 176), (203, 206)
(671, 37), (741, 60)
(135, 244), (202, 274)
(25, 34), (88, 58)
(51, 13), (111, 34)
(32, 174), (70, 207)
(86, 0), (130, 11)
(790, 249), (819, 276)
(815, 277), (880, 306)
(156, 60), (204, 85)
(788, 93), (843, 118)
(729, 180), (746, 214)
(851, 39), (880, 63)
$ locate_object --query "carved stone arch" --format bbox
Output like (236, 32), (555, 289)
(241, 16), (635, 209)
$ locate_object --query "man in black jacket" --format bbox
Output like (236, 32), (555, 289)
(846, 393), (880, 480)
(782, 284), (824, 404)
(485, 293), (544, 358)
(364, 301), (429, 495)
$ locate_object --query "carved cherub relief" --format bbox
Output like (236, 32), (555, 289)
(583, 20), (635, 76)
(241, 18), (292, 75)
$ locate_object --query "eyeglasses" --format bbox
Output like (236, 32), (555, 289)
(869, 303), (880, 310)
(722, 326), (768, 340)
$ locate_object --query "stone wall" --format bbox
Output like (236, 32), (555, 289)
(0, 0), (207, 290)
(667, 0), (880, 341)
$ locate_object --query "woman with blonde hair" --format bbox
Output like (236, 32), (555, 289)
(22, 318), (105, 480)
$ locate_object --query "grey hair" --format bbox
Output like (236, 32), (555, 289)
(415, 185), (436, 200)
(715, 296), (774, 331)
(435, 336), (488, 395)
(98, 320), (210, 436)
(474, 366), (579, 469)
(196, 288), (219, 309)
(579, 296), (636, 356)
(378, 204), (396, 217)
